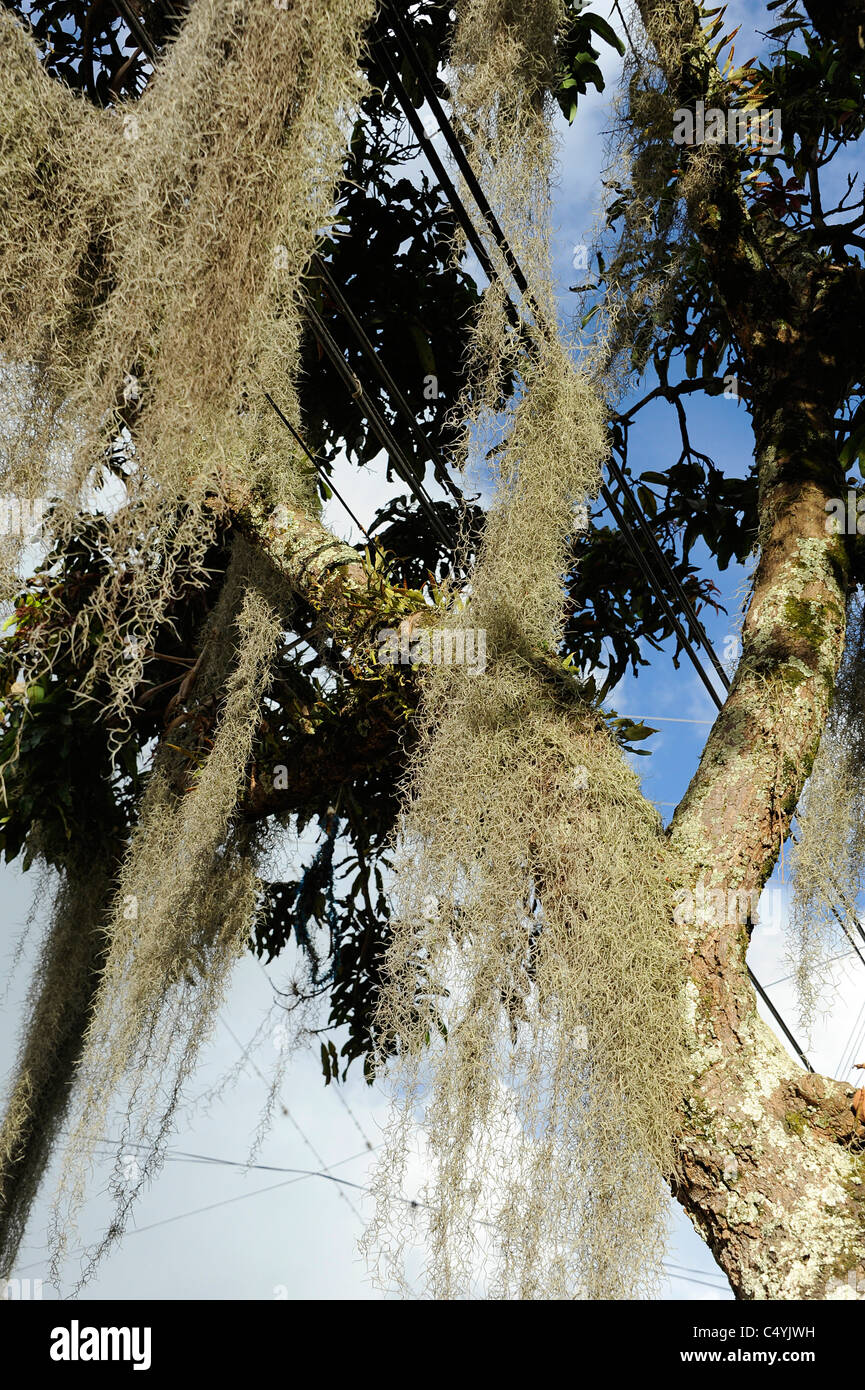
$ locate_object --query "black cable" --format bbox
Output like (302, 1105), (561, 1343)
(305, 302), (456, 550)
(829, 902), (865, 969)
(371, 38), (523, 336)
(311, 254), (463, 504)
(748, 966), (814, 1072)
(605, 452), (732, 693)
(380, 0), (531, 300)
(381, 5), (730, 700)
(256, 382), (377, 545)
(601, 482), (725, 710)
(612, 0), (642, 64)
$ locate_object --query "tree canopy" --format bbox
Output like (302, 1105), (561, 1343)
(1, 0), (865, 1299)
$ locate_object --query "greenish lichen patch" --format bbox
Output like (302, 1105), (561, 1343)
(784, 595), (828, 650)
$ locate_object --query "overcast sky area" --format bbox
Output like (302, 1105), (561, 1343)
(2, 0), (864, 1302)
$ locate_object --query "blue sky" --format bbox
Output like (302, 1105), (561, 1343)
(3, 0), (864, 1302)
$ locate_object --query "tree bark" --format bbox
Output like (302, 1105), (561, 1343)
(668, 400), (865, 1299)
(635, 0), (865, 1299)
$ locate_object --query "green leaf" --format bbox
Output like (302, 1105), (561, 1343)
(585, 14), (626, 56)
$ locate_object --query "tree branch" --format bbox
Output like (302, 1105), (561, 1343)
(637, 0), (865, 1299)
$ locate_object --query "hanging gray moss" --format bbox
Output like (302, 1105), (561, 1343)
(363, 0), (688, 1301)
(0, 0), (374, 721)
(0, 0), (375, 1281)
(49, 541), (287, 1280)
(0, 864), (112, 1278)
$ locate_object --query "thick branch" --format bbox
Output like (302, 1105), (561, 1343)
(638, 0), (865, 1299)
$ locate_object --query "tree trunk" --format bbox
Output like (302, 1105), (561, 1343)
(666, 338), (865, 1301)
(626, 0), (865, 1303)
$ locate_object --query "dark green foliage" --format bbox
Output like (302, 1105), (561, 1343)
(555, 0), (626, 122)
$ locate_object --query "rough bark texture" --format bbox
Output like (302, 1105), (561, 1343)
(637, 0), (865, 1299)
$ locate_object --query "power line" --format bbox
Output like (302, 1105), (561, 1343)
(837, 995), (865, 1079)
(106, 0), (811, 1071)
(766, 949), (856, 988)
(14, 1131), (734, 1294)
(11, 1146), (375, 1275)
(377, 4), (814, 1072)
(304, 302), (456, 551)
(379, 2), (731, 703)
(612, 0), (641, 63)
(330, 1082), (376, 1153)
(380, 0), (531, 301)
(749, 967), (813, 1071)
(623, 715), (715, 725)
(256, 381), (376, 546)
(219, 1016), (365, 1224)
(663, 1269), (731, 1294)
(312, 253), (463, 506)
(663, 1259), (729, 1287)
(372, 40), (522, 334)
(600, 476), (726, 708)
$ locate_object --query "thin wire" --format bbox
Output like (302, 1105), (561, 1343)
(305, 303), (456, 550)
(381, 1), (731, 697)
(605, 454), (733, 695)
(836, 995), (865, 1079)
(255, 381), (381, 551)
(828, 907), (865, 971)
(380, 0), (530, 299)
(312, 253), (463, 505)
(766, 949), (855, 988)
(663, 1269), (731, 1293)
(11, 1148), (376, 1275)
(371, 38), (522, 333)
(749, 967), (813, 1071)
(36, 1136), (734, 1291)
(626, 716), (717, 724)
(219, 1017), (365, 1224)
(330, 1084), (376, 1152)
(612, 0), (641, 63)
(663, 1259), (729, 1286)
(601, 480), (726, 709)
(108, 0), (810, 1070)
